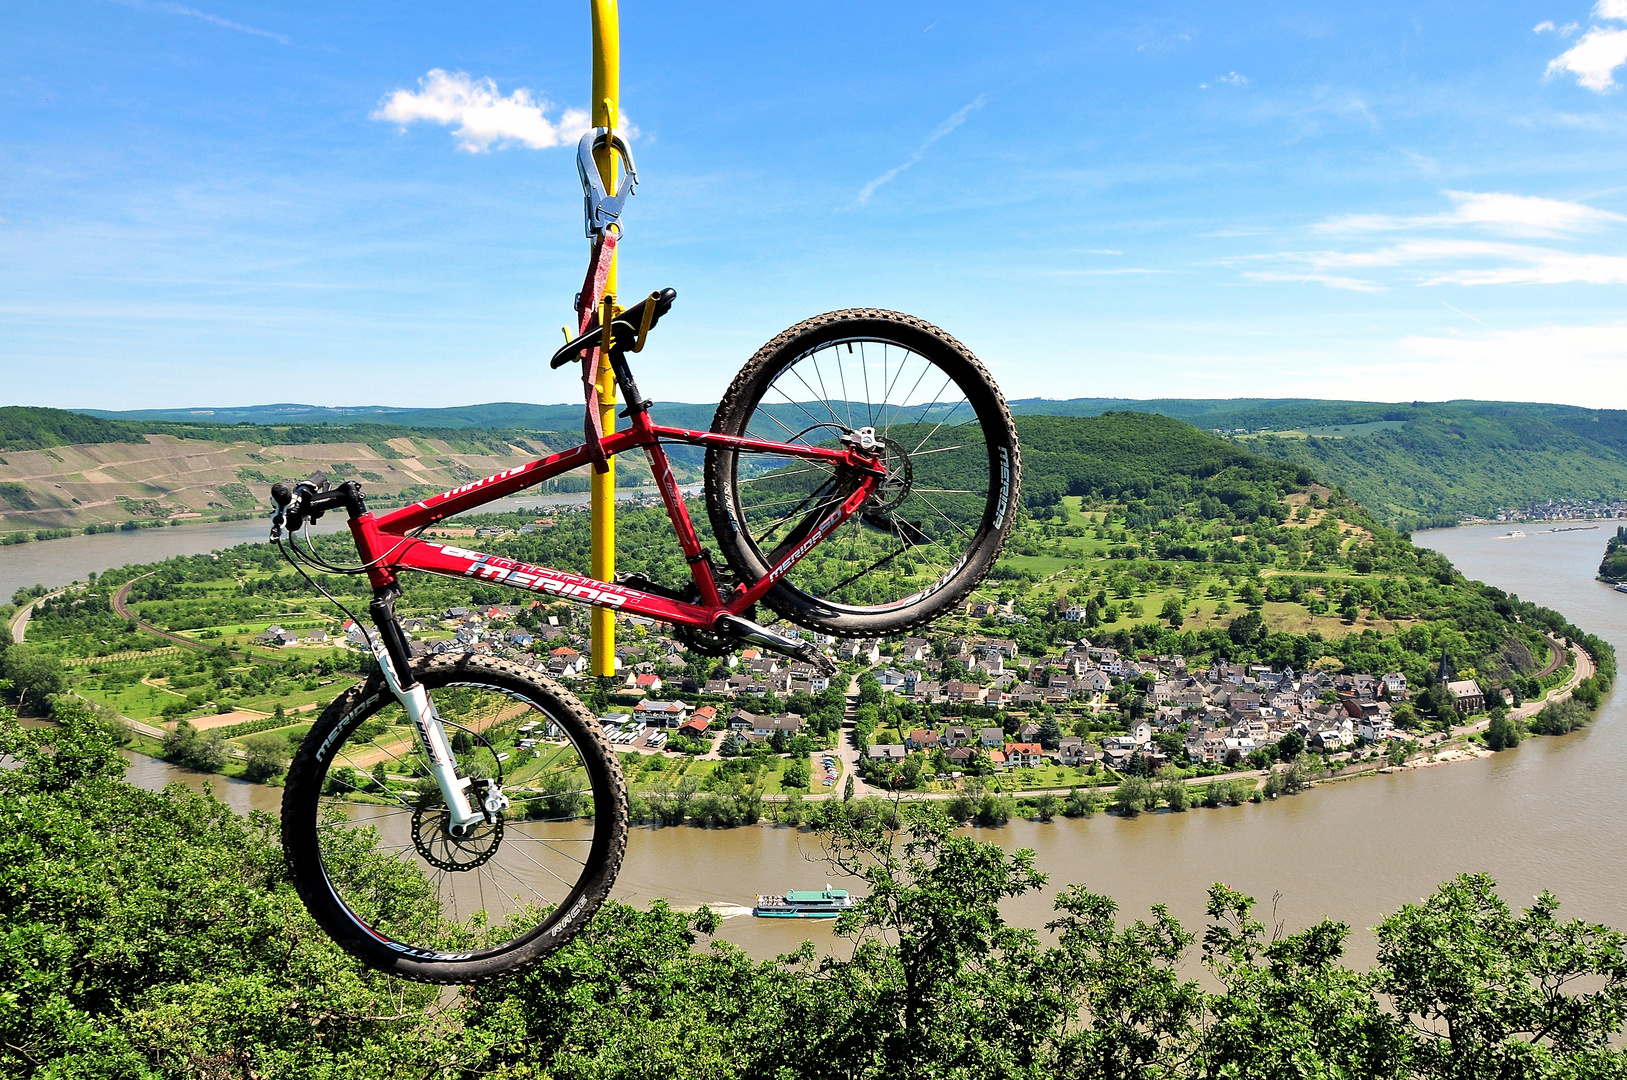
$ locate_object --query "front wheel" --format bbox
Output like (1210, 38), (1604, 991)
(281, 654), (626, 984)
(705, 309), (1021, 637)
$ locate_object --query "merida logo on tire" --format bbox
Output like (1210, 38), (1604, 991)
(993, 445), (1011, 530)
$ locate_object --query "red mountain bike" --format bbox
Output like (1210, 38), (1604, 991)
(273, 296), (1021, 983)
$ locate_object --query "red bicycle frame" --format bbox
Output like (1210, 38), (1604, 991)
(346, 407), (885, 633)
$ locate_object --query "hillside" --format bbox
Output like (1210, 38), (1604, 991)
(0, 429), (610, 532)
(69, 397), (1627, 528)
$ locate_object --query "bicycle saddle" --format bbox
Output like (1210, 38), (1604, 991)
(550, 288), (677, 369)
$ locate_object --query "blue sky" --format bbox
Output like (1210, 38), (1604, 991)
(6, 1), (1627, 410)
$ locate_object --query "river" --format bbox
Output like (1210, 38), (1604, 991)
(0, 487), (674, 602)
(47, 522), (1627, 964)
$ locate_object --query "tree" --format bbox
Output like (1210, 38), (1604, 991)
(1275, 730), (1306, 761)
(2, 644), (65, 711)
(1485, 712), (1520, 751)
(1113, 775), (1156, 816)
(1375, 873), (1627, 1079)
(243, 733), (290, 782)
(161, 719), (226, 772)
(781, 760), (810, 791)
(1228, 610), (1265, 648)
(1036, 712), (1063, 751)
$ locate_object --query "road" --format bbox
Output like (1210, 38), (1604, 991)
(9, 586), (70, 644)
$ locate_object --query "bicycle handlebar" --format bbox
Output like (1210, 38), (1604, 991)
(270, 476), (365, 536)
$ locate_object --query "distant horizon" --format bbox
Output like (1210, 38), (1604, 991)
(55, 393), (1618, 418)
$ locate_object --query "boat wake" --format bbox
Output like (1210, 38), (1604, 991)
(670, 903), (755, 919)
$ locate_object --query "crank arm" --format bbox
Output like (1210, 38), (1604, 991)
(713, 613), (837, 677)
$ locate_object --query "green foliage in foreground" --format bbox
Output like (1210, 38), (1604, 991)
(8, 705), (1627, 1079)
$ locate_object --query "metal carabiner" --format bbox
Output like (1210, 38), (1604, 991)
(577, 128), (638, 237)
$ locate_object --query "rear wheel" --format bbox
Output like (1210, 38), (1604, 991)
(281, 654), (626, 984)
(705, 309), (1021, 637)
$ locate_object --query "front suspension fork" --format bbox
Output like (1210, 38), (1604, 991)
(368, 591), (485, 833)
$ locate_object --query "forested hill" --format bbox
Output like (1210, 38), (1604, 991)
(1012, 413), (1309, 513)
(0, 407), (143, 452)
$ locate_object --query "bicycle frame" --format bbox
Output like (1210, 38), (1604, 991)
(313, 396), (881, 833)
(348, 407), (886, 623)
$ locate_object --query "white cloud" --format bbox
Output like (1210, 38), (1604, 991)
(373, 70), (596, 153)
(1534, 20), (1580, 35)
(1314, 190), (1623, 237)
(857, 95), (986, 205)
(1547, 25), (1627, 90)
(1199, 71), (1248, 89)
(1597, 0), (1627, 20)
(1424, 251), (1627, 284)
(1444, 189), (1624, 233)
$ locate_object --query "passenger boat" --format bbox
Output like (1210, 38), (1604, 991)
(1616, 582), (1627, 595)
(753, 885), (855, 918)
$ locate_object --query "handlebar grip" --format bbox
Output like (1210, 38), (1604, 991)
(271, 482), (293, 508)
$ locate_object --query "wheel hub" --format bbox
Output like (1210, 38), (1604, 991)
(865, 435), (913, 516)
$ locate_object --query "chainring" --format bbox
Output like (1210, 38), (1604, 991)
(673, 584), (754, 657)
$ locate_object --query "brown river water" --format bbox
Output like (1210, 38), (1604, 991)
(80, 523), (1627, 963)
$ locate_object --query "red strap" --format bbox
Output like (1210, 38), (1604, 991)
(574, 231), (619, 472)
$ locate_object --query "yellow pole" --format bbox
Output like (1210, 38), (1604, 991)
(589, 0), (619, 678)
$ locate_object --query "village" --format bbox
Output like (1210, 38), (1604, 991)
(249, 588), (1466, 795)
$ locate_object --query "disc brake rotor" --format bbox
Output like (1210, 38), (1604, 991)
(411, 798), (503, 872)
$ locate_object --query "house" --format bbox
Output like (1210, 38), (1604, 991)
(947, 746), (976, 767)
(905, 728), (939, 750)
(1446, 680), (1484, 714)
(943, 725), (975, 747)
(303, 630), (328, 644)
(979, 727), (1005, 748)
(1004, 742), (1043, 767)
(839, 639), (882, 664)
(945, 680), (984, 704)
(877, 668), (908, 688)
(987, 749), (1008, 767)
(868, 744), (906, 761)
(1074, 670), (1110, 695)
(727, 709), (759, 731)
(897, 637), (931, 662)
(633, 699), (690, 725)
(677, 714), (713, 740)
(1381, 672), (1409, 700)
(913, 680), (942, 703)
(505, 629), (534, 649)
(1057, 736), (1086, 765)
(630, 672), (664, 694)
(750, 713), (805, 738)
